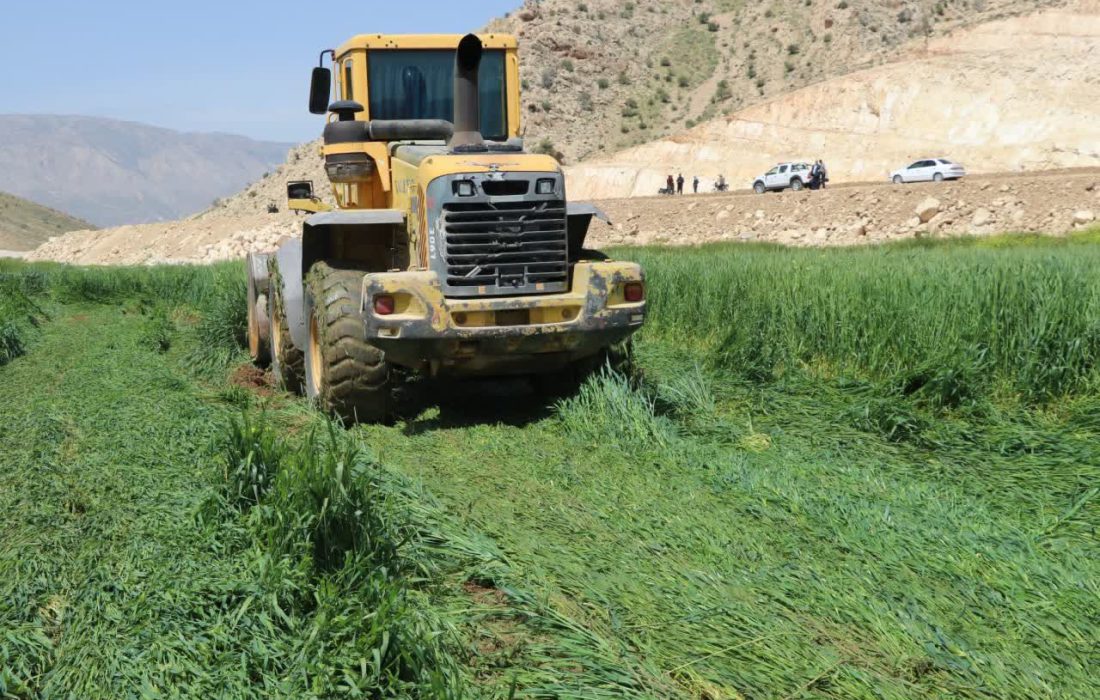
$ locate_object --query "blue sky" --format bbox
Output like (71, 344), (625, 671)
(0, 0), (521, 143)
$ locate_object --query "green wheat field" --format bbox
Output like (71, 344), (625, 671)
(1, 233), (1097, 698)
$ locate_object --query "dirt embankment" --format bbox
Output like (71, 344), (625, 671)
(25, 170), (1099, 265)
(586, 170), (1100, 249)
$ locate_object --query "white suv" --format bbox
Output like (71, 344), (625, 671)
(891, 158), (966, 184)
(753, 162), (811, 194)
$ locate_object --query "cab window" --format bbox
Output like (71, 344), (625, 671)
(367, 49), (508, 141)
(766, 167), (778, 176)
(343, 60), (354, 100)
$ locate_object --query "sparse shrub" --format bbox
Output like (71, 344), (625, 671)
(561, 58), (574, 72)
(714, 79), (732, 101)
(787, 43), (801, 55)
(597, 77), (610, 89)
(540, 66), (556, 89)
(660, 56), (671, 67)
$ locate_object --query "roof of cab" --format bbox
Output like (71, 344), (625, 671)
(335, 33), (518, 57)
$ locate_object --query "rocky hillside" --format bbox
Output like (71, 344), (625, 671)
(0, 115), (292, 227)
(487, 0), (1066, 164)
(0, 191), (93, 252)
(565, 1), (1100, 198)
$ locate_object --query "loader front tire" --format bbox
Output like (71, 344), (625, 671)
(304, 262), (391, 424)
(269, 268), (304, 395)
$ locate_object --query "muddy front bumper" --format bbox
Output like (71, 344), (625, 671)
(358, 261), (645, 375)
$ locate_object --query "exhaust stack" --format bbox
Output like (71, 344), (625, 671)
(450, 34), (485, 151)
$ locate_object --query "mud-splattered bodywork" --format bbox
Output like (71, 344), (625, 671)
(359, 260), (645, 375)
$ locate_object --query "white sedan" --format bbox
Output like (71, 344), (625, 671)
(890, 158), (966, 184)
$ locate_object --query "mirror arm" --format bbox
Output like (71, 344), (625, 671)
(318, 49), (334, 68)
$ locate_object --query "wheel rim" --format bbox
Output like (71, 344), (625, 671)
(308, 314), (323, 397)
(247, 300), (259, 358)
(271, 310), (282, 361)
(792, 180), (802, 191)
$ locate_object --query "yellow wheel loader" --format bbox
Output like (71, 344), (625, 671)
(247, 32), (646, 422)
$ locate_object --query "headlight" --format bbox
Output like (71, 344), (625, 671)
(536, 178), (556, 195)
(453, 180), (476, 197)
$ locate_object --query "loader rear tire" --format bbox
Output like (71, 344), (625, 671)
(304, 262), (391, 424)
(247, 253), (271, 367)
(269, 268), (304, 395)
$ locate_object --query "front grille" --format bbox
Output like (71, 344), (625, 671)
(442, 199), (568, 295)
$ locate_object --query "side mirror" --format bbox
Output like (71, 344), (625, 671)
(309, 67), (331, 115)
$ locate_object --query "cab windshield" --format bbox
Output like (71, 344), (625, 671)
(367, 49), (508, 141)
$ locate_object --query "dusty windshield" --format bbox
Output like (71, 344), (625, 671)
(367, 49), (507, 141)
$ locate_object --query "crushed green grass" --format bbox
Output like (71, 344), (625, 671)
(2, 233), (1099, 698)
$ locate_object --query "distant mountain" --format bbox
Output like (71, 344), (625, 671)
(0, 115), (293, 227)
(0, 190), (93, 251)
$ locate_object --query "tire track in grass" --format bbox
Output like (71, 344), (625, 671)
(0, 304), (255, 696)
(359, 364), (1100, 700)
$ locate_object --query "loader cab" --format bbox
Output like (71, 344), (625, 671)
(307, 34), (524, 212)
(318, 34), (521, 139)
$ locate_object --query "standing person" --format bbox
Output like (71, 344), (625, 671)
(693, 175), (700, 193)
(676, 173), (685, 195)
(819, 160), (828, 189)
(666, 174), (674, 194)
(810, 161), (822, 190)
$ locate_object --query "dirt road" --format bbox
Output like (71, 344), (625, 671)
(587, 168), (1100, 248)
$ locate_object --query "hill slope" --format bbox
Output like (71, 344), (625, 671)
(565, 1), (1100, 198)
(0, 190), (93, 251)
(488, 0), (1066, 164)
(0, 115), (292, 227)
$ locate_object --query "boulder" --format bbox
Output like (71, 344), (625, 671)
(1073, 210), (1096, 226)
(971, 208), (994, 227)
(915, 197), (941, 223)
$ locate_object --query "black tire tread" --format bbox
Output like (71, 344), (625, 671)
(307, 261), (391, 423)
(270, 265), (304, 394)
